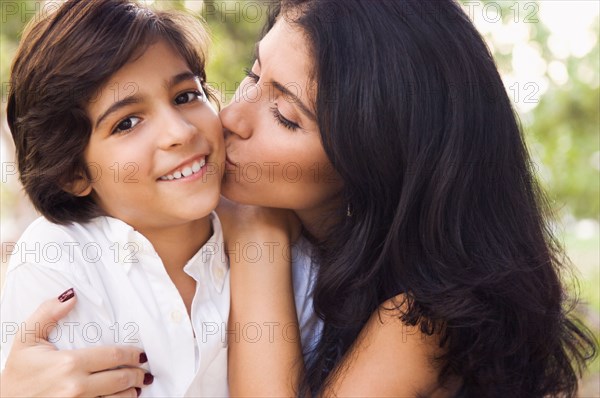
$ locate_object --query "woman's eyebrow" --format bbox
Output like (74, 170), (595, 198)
(255, 42), (316, 121)
(271, 80), (316, 121)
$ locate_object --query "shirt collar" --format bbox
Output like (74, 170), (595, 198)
(94, 216), (149, 274)
(183, 212), (229, 293)
(94, 212), (229, 292)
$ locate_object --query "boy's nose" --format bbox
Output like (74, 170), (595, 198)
(157, 108), (197, 149)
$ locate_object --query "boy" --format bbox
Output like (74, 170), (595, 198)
(2, 1), (227, 395)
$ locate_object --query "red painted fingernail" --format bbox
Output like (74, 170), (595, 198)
(139, 352), (148, 363)
(143, 373), (154, 385)
(57, 288), (75, 302)
(136, 387), (142, 396)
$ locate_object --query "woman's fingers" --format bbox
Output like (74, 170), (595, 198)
(102, 387), (142, 398)
(1, 292), (77, 397)
(1, 290), (150, 398)
(2, 345), (150, 397)
(73, 345), (147, 373)
(17, 288), (77, 345)
(85, 367), (149, 397)
(17, 291), (146, 373)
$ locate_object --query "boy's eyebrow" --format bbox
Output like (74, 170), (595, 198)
(94, 72), (199, 129)
(255, 42), (316, 122)
(95, 96), (143, 130)
(164, 71), (199, 90)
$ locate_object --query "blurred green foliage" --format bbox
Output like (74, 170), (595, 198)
(489, 1), (599, 220)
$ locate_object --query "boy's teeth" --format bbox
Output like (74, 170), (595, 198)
(161, 157), (206, 181)
(192, 161), (201, 173)
(182, 166), (193, 177)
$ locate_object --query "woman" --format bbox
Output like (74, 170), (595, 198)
(2, 0), (596, 397)
(221, 1), (597, 396)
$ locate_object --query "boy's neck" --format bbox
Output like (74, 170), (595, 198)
(138, 216), (213, 272)
(132, 216), (212, 318)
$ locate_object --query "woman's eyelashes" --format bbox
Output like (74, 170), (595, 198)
(244, 67), (260, 83)
(270, 106), (300, 131)
(110, 89), (204, 135)
(243, 67), (300, 131)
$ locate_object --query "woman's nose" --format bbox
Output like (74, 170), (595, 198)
(219, 87), (256, 141)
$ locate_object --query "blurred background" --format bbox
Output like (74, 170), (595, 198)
(1, 0), (598, 395)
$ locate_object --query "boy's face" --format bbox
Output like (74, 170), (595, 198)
(82, 40), (224, 231)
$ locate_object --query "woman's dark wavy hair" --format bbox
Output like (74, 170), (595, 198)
(265, 1), (598, 396)
(7, 0), (215, 224)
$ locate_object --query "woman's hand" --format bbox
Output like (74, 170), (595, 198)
(216, 196), (301, 249)
(0, 293), (150, 398)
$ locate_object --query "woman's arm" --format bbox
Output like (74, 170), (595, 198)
(218, 200), (452, 396)
(0, 293), (149, 398)
(218, 200), (303, 397)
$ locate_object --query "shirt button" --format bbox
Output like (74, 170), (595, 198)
(215, 265), (225, 281)
(171, 310), (183, 323)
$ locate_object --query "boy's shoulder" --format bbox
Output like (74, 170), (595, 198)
(7, 215), (130, 273)
(17, 215), (112, 244)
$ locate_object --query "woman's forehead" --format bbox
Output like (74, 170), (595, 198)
(259, 19), (317, 110)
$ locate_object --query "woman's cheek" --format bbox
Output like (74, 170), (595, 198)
(226, 156), (341, 209)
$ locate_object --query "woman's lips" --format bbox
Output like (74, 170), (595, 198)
(225, 155), (238, 167)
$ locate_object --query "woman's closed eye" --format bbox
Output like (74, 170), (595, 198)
(244, 67), (260, 83)
(243, 66), (300, 131)
(270, 106), (300, 131)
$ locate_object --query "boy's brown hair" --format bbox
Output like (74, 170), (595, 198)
(7, 0), (214, 224)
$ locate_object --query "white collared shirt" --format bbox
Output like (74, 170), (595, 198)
(1, 213), (322, 397)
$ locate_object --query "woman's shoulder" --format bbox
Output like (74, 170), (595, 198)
(325, 293), (459, 397)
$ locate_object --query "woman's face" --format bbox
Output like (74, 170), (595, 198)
(220, 18), (342, 212)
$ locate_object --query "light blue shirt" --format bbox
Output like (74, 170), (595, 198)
(291, 237), (323, 359)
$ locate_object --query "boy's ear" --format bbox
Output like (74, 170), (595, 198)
(62, 173), (93, 197)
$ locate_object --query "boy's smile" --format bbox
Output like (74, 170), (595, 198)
(158, 154), (207, 181)
(82, 40), (224, 236)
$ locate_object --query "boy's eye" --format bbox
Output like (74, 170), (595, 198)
(175, 90), (203, 105)
(113, 116), (141, 135)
